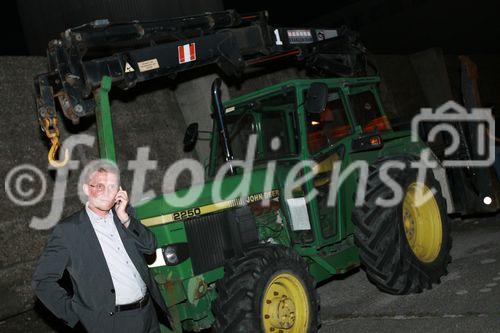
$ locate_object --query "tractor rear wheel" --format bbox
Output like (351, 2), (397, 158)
(212, 245), (319, 333)
(352, 156), (452, 294)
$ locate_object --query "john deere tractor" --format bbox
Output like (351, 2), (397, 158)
(34, 10), (452, 332)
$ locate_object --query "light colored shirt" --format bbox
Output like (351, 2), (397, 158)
(85, 203), (147, 305)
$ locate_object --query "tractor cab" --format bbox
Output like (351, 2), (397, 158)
(183, 77), (394, 250)
(199, 77), (392, 178)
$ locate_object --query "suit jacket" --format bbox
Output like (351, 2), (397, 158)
(32, 206), (170, 331)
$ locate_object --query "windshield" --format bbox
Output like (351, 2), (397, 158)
(212, 86), (298, 169)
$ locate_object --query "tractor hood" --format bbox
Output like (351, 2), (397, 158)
(135, 166), (278, 228)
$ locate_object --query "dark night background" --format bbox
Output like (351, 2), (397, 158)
(2, 1), (500, 55)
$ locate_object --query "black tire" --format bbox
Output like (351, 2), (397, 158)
(352, 155), (452, 294)
(212, 245), (320, 333)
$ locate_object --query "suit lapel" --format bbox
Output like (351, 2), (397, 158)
(78, 209), (114, 286)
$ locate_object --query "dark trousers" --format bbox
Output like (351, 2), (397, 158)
(81, 300), (160, 333)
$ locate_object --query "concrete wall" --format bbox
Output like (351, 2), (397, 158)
(228, 68), (308, 98)
(175, 74), (230, 163)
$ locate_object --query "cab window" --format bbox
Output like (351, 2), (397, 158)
(259, 88), (298, 159)
(216, 87), (298, 168)
(349, 90), (391, 133)
(261, 110), (296, 159)
(226, 113), (256, 160)
(306, 90), (351, 154)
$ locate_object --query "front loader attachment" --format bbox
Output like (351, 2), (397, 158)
(33, 9), (367, 166)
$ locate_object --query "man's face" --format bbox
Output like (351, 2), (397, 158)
(83, 171), (119, 213)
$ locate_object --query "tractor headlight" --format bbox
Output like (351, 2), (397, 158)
(162, 246), (179, 265)
(161, 243), (190, 266)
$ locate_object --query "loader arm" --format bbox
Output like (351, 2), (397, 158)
(34, 10), (365, 121)
(33, 9), (366, 165)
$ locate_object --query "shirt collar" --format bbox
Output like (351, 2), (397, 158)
(85, 202), (114, 223)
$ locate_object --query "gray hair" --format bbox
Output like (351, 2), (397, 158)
(81, 159), (120, 185)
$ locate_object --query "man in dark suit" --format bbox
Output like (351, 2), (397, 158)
(32, 160), (172, 333)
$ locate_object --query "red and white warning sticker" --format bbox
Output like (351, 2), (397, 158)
(178, 43), (197, 64)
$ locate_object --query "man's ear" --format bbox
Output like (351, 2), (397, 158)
(83, 184), (90, 197)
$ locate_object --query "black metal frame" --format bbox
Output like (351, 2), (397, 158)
(34, 10), (366, 126)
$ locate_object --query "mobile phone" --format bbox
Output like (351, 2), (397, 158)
(114, 186), (123, 208)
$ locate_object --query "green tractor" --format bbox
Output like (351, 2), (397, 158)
(140, 76), (452, 332)
(34, 10), (452, 332)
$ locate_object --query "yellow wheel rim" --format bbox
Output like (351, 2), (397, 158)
(262, 272), (309, 333)
(402, 182), (443, 263)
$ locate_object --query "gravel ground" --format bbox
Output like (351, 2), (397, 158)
(1, 214), (499, 333)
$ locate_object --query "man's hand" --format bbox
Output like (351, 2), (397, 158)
(114, 186), (130, 227)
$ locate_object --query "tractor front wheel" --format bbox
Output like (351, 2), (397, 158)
(212, 245), (320, 333)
